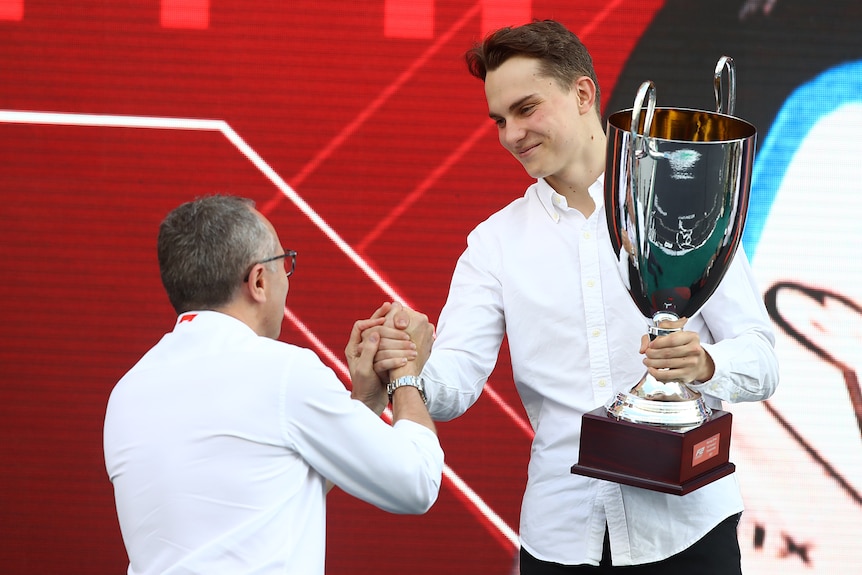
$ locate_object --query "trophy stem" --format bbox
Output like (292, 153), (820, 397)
(649, 311), (680, 338)
(606, 311), (712, 432)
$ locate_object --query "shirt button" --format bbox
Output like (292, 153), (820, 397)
(592, 329), (600, 338)
(586, 279), (595, 288)
(583, 231), (591, 239)
(598, 379), (607, 387)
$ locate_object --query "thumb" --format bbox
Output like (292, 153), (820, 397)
(366, 330), (380, 348)
(394, 309), (410, 330)
(359, 331), (380, 363)
(639, 334), (649, 354)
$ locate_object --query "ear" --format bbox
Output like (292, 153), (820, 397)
(243, 264), (269, 304)
(573, 76), (597, 115)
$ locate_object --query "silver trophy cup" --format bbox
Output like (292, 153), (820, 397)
(604, 56), (757, 431)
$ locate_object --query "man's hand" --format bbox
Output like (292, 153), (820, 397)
(382, 302), (435, 380)
(346, 303), (415, 415)
(639, 317), (716, 384)
(379, 302), (437, 432)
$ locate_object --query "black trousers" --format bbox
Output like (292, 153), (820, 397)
(520, 513), (742, 575)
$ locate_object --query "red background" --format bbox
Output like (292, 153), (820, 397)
(4, 1), (857, 573)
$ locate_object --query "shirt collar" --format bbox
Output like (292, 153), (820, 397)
(174, 309), (257, 336)
(535, 174), (606, 222)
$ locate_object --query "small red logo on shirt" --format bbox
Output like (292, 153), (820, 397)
(179, 314), (197, 323)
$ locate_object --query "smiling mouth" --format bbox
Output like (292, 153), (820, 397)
(517, 143), (540, 157)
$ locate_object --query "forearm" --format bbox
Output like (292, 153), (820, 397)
(421, 350), (490, 422)
(389, 364), (436, 433)
(692, 330), (779, 403)
(692, 249), (780, 403)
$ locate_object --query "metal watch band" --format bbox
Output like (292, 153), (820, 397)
(387, 375), (427, 405)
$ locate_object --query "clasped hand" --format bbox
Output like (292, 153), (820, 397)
(639, 317), (716, 384)
(344, 302), (434, 415)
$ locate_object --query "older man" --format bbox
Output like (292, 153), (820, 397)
(104, 194), (442, 574)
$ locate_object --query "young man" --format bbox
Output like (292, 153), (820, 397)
(103, 195), (442, 575)
(378, 20), (778, 574)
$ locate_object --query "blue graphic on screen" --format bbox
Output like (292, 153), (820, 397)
(744, 60), (862, 257)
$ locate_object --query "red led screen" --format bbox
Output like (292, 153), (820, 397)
(1, 1), (860, 573)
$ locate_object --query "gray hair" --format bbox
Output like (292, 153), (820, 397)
(157, 195), (278, 314)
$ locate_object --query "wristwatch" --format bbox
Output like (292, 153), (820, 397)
(387, 375), (427, 405)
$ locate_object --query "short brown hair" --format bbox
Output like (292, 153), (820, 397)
(465, 20), (601, 113)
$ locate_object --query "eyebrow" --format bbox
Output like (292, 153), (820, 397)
(489, 93), (539, 119)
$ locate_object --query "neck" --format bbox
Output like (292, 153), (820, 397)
(557, 187), (596, 218)
(216, 299), (269, 338)
(546, 127), (606, 216)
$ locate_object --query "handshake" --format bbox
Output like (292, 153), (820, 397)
(345, 302), (436, 428)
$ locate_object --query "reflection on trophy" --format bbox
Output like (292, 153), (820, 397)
(571, 57), (757, 494)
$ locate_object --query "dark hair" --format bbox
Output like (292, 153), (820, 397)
(157, 195), (278, 314)
(465, 20), (601, 113)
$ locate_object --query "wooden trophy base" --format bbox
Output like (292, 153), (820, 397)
(571, 406), (735, 495)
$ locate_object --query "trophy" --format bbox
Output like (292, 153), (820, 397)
(571, 57), (757, 495)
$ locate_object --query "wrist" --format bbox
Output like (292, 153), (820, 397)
(699, 350), (716, 382)
(390, 363), (422, 380)
(351, 389), (388, 416)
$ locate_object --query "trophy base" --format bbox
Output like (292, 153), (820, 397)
(571, 406), (735, 495)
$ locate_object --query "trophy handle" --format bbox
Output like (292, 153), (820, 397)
(713, 56), (736, 116)
(629, 81), (657, 160)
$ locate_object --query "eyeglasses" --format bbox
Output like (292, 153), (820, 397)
(243, 250), (297, 282)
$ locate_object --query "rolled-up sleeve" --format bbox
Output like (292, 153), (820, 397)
(423, 226), (506, 422)
(690, 248), (780, 403)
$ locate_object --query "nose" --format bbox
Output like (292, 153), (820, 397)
(500, 119), (525, 149)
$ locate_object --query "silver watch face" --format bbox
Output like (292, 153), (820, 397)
(388, 376), (427, 404)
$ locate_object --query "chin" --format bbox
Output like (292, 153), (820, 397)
(520, 163), (546, 179)
(518, 158), (553, 180)
(528, 169), (555, 181)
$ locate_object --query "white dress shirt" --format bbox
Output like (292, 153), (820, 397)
(423, 176), (778, 566)
(104, 311), (443, 575)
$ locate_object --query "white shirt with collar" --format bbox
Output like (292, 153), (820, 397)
(104, 311), (443, 575)
(423, 176), (778, 566)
